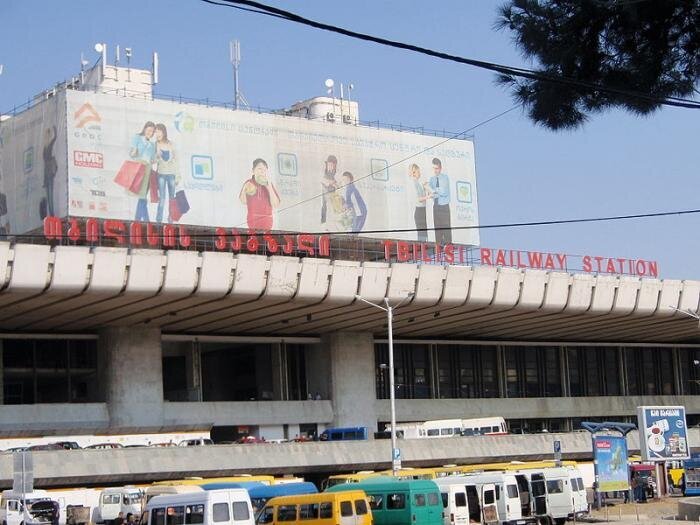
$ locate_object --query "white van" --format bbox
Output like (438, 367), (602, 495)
(462, 472), (532, 524)
(144, 486), (204, 504)
(515, 468), (574, 525)
(435, 483), (469, 525)
(435, 477), (498, 525)
(95, 487), (143, 524)
(565, 467), (588, 517)
(144, 489), (254, 525)
(0, 490), (58, 525)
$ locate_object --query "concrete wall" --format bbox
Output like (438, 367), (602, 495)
(0, 403), (109, 434)
(324, 332), (377, 431)
(2, 428), (698, 488)
(377, 395), (700, 422)
(163, 400), (333, 426)
(99, 327), (164, 429)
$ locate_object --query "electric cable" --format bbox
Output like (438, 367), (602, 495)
(201, 0), (700, 110)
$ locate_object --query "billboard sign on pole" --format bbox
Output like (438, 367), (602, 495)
(593, 435), (629, 492)
(637, 405), (690, 461)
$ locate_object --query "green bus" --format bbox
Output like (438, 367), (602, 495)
(327, 477), (443, 525)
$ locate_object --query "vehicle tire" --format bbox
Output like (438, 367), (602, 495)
(555, 519), (567, 525)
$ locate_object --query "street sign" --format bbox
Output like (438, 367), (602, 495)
(392, 459), (402, 471)
(393, 448), (401, 460)
(553, 440), (562, 461)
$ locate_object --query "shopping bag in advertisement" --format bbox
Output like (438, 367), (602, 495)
(149, 172), (160, 203)
(175, 190), (190, 214)
(169, 198), (183, 222)
(114, 160), (146, 193)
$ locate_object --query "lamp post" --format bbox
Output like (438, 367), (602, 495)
(667, 305), (700, 321)
(355, 293), (413, 475)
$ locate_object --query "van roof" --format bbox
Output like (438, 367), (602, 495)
(146, 488), (249, 508)
(265, 490), (366, 506)
(328, 477), (439, 492)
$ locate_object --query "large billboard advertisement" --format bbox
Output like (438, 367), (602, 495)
(0, 93), (69, 234)
(63, 90), (479, 244)
(637, 405), (690, 461)
(594, 435), (630, 491)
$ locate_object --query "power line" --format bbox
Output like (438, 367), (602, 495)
(17, 207), (700, 240)
(270, 105), (521, 219)
(201, 0), (700, 110)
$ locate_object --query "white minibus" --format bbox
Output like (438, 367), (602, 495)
(514, 468), (574, 525)
(435, 482), (469, 525)
(462, 471), (531, 524)
(144, 489), (254, 525)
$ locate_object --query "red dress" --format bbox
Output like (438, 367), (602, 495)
(245, 177), (279, 230)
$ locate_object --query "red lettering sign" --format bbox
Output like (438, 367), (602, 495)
(73, 150), (104, 168)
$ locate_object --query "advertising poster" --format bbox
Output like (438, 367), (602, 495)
(594, 435), (630, 491)
(637, 405), (690, 461)
(0, 94), (69, 235)
(63, 90), (480, 244)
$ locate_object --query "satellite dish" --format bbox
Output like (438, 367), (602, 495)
(94, 43), (104, 53)
(324, 78), (334, 89)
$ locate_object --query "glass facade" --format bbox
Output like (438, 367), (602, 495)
(376, 343), (687, 400)
(2, 338), (100, 404)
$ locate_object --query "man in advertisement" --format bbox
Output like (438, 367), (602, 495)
(341, 171), (367, 232)
(239, 158), (280, 230)
(429, 157), (452, 245)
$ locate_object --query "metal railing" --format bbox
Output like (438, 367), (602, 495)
(1, 83), (473, 141)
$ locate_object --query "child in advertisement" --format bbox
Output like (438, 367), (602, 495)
(341, 171), (367, 232)
(239, 158), (280, 230)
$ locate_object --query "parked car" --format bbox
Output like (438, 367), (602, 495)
(85, 443), (124, 450)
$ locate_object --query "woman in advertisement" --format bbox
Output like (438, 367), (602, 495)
(154, 123), (178, 223)
(239, 158), (280, 230)
(42, 126), (58, 217)
(129, 121), (156, 222)
(409, 163), (431, 242)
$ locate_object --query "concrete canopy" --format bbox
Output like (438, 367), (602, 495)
(0, 242), (697, 343)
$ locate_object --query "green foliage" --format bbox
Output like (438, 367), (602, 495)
(496, 0), (700, 129)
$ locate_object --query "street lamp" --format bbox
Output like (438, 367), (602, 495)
(355, 293), (414, 475)
(667, 305), (700, 320)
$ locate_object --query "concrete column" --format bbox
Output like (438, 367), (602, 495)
(185, 342), (202, 402)
(0, 341), (3, 404)
(98, 327), (164, 430)
(305, 343), (330, 400)
(272, 344), (285, 401)
(322, 332), (377, 432)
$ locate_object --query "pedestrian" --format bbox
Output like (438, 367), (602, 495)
(113, 511), (125, 525)
(126, 513), (136, 525)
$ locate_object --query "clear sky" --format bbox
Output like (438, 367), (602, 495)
(1, 0), (698, 279)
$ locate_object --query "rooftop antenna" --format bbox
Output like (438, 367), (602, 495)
(115, 45), (120, 66)
(347, 83), (355, 124)
(152, 51), (159, 86)
(0, 64), (4, 76)
(229, 40), (248, 109)
(325, 78), (335, 120)
(124, 47), (132, 82)
(94, 42), (107, 82)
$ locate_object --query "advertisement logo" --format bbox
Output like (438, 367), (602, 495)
(371, 158), (389, 181)
(74, 103), (101, 129)
(278, 153), (298, 176)
(191, 155), (213, 180)
(456, 181), (473, 203)
(73, 151), (104, 169)
(174, 111), (196, 133)
(23, 147), (34, 173)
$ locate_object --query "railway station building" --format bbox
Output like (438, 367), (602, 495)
(0, 58), (698, 444)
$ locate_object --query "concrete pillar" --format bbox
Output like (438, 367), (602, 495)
(305, 343), (330, 400)
(0, 341), (3, 404)
(322, 332), (377, 432)
(271, 344), (285, 401)
(98, 327), (164, 429)
(185, 342), (202, 402)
